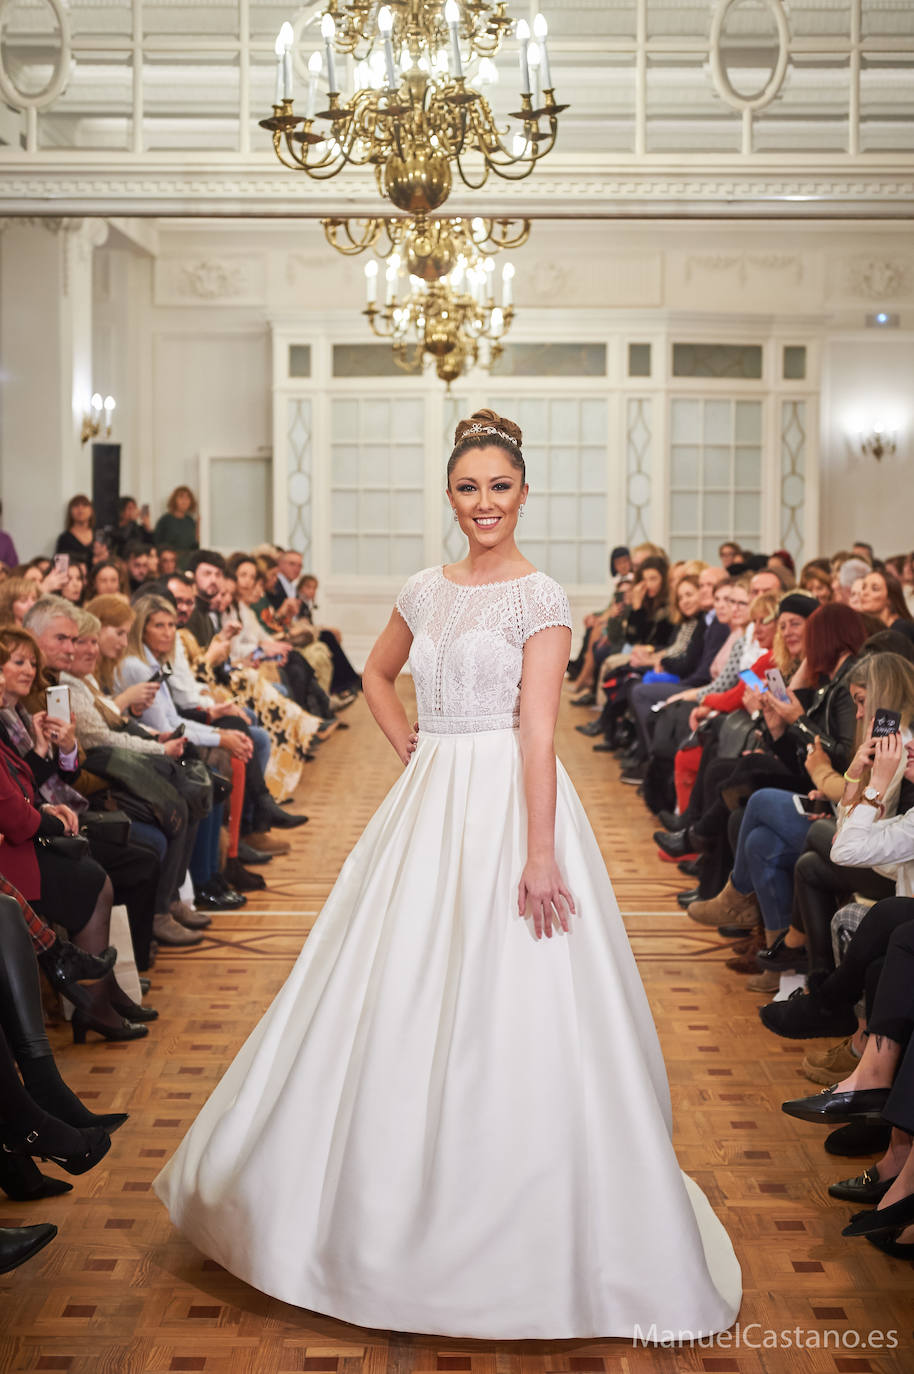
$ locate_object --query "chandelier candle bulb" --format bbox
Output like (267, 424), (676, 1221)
(278, 22), (294, 100)
(528, 41), (541, 109)
(516, 18), (531, 94)
(444, 0), (463, 79)
(321, 13), (338, 93)
(378, 6), (398, 89)
(274, 32), (284, 104)
(533, 13), (551, 88)
(501, 261), (514, 306)
(307, 50), (323, 116)
(364, 259), (378, 304)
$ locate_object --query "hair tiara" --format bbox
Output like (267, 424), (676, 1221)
(462, 423), (521, 449)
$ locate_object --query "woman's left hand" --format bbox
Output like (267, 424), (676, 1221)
(38, 712), (77, 754)
(804, 734), (831, 780)
(870, 732), (904, 795)
(41, 803), (79, 835)
(518, 859), (575, 941)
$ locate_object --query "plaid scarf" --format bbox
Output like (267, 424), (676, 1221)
(0, 705), (87, 814)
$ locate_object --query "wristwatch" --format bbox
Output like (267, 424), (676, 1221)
(861, 785), (885, 814)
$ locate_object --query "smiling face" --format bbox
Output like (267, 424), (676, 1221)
(728, 586), (751, 632)
(447, 447), (528, 552)
(859, 572), (888, 616)
(71, 633), (99, 677)
(676, 580), (701, 619)
(778, 611), (808, 660)
(1, 643), (37, 703)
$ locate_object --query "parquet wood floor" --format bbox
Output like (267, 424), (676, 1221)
(2, 684), (911, 1373)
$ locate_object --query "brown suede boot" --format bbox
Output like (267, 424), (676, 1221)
(725, 926), (765, 973)
(688, 878), (760, 928)
(730, 922), (764, 957)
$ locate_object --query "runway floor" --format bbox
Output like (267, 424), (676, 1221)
(0, 681), (910, 1373)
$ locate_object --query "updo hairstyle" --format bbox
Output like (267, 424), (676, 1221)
(447, 408), (525, 487)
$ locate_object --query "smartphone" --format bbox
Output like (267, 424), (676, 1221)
(53, 553), (69, 575)
(793, 794), (835, 818)
(139, 503), (150, 520)
(872, 708), (902, 737)
(739, 668), (767, 692)
(46, 684), (71, 721)
(650, 701), (667, 713)
(147, 668), (165, 685)
(250, 646), (266, 663)
(765, 667), (791, 703)
(163, 722), (185, 741)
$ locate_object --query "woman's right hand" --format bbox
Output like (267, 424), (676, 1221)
(689, 704), (710, 732)
(846, 732), (878, 783)
(162, 737), (186, 759)
(218, 729), (254, 761)
(118, 680), (160, 711)
(397, 723), (419, 766)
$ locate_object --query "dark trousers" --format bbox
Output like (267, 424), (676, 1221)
(819, 897), (914, 1020)
(870, 917), (914, 1135)
(88, 836), (159, 973)
(793, 820), (895, 978)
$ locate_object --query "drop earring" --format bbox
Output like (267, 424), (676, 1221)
(519, 505), (526, 518)
(452, 511), (458, 522)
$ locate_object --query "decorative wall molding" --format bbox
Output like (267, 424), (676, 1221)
(154, 255), (266, 305)
(1, 164), (914, 218)
(684, 253), (803, 285)
(845, 257), (909, 300)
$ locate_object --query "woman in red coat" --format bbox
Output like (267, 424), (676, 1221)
(0, 629), (146, 1042)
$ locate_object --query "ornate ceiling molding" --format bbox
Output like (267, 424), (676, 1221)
(0, 161), (913, 219)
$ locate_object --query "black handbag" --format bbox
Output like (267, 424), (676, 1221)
(36, 833), (90, 861)
(80, 809), (132, 847)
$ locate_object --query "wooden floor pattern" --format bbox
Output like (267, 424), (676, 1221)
(2, 682), (911, 1373)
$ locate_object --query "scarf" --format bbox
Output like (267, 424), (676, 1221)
(0, 704), (87, 813)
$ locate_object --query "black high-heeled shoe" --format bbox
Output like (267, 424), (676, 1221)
(71, 1011), (149, 1044)
(0, 1153), (73, 1201)
(2, 1121), (110, 1176)
(843, 1190), (914, 1237)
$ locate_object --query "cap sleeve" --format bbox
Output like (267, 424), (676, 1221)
(395, 566), (437, 634)
(523, 574), (573, 645)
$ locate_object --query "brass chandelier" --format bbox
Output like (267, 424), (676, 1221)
(361, 215), (517, 385)
(261, 3), (566, 216)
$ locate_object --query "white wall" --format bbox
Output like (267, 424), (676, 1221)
(820, 335), (914, 556)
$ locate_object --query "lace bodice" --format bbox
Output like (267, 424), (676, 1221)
(396, 566), (572, 734)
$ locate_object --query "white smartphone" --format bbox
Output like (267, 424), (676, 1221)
(46, 684), (71, 721)
(765, 667), (791, 703)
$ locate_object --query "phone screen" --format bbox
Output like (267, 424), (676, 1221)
(793, 794), (834, 817)
(739, 669), (766, 692)
(872, 708), (902, 737)
(53, 553), (69, 575)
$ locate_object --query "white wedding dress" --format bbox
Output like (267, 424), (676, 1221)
(155, 567), (741, 1340)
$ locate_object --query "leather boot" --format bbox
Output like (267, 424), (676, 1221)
(688, 878), (760, 929)
(0, 1224), (57, 1276)
(725, 925), (766, 973)
(245, 831), (291, 855)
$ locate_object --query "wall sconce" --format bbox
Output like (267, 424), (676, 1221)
(81, 392), (116, 446)
(859, 424), (897, 462)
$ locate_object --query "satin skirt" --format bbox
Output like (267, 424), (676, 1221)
(154, 728), (741, 1339)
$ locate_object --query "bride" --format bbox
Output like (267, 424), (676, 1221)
(155, 408), (741, 1340)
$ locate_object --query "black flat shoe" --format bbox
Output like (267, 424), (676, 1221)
(828, 1166), (896, 1205)
(139, 977), (151, 994)
(657, 809), (680, 830)
(653, 828), (696, 859)
(760, 988), (857, 1040)
(71, 1011), (149, 1044)
(843, 1191), (914, 1237)
(781, 1085), (890, 1124)
(0, 1154), (73, 1202)
(237, 840), (273, 865)
(225, 858), (266, 891)
(678, 858), (702, 877)
(254, 797), (308, 830)
(0, 1224), (57, 1276)
(677, 887), (700, 908)
(755, 930), (809, 972)
(592, 741), (616, 752)
(2, 1122), (111, 1176)
(569, 692), (596, 707)
(825, 1120), (893, 1157)
(864, 1231), (914, 1260)
(620, 763), (647, 785)
(574, 719), (604, 737)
